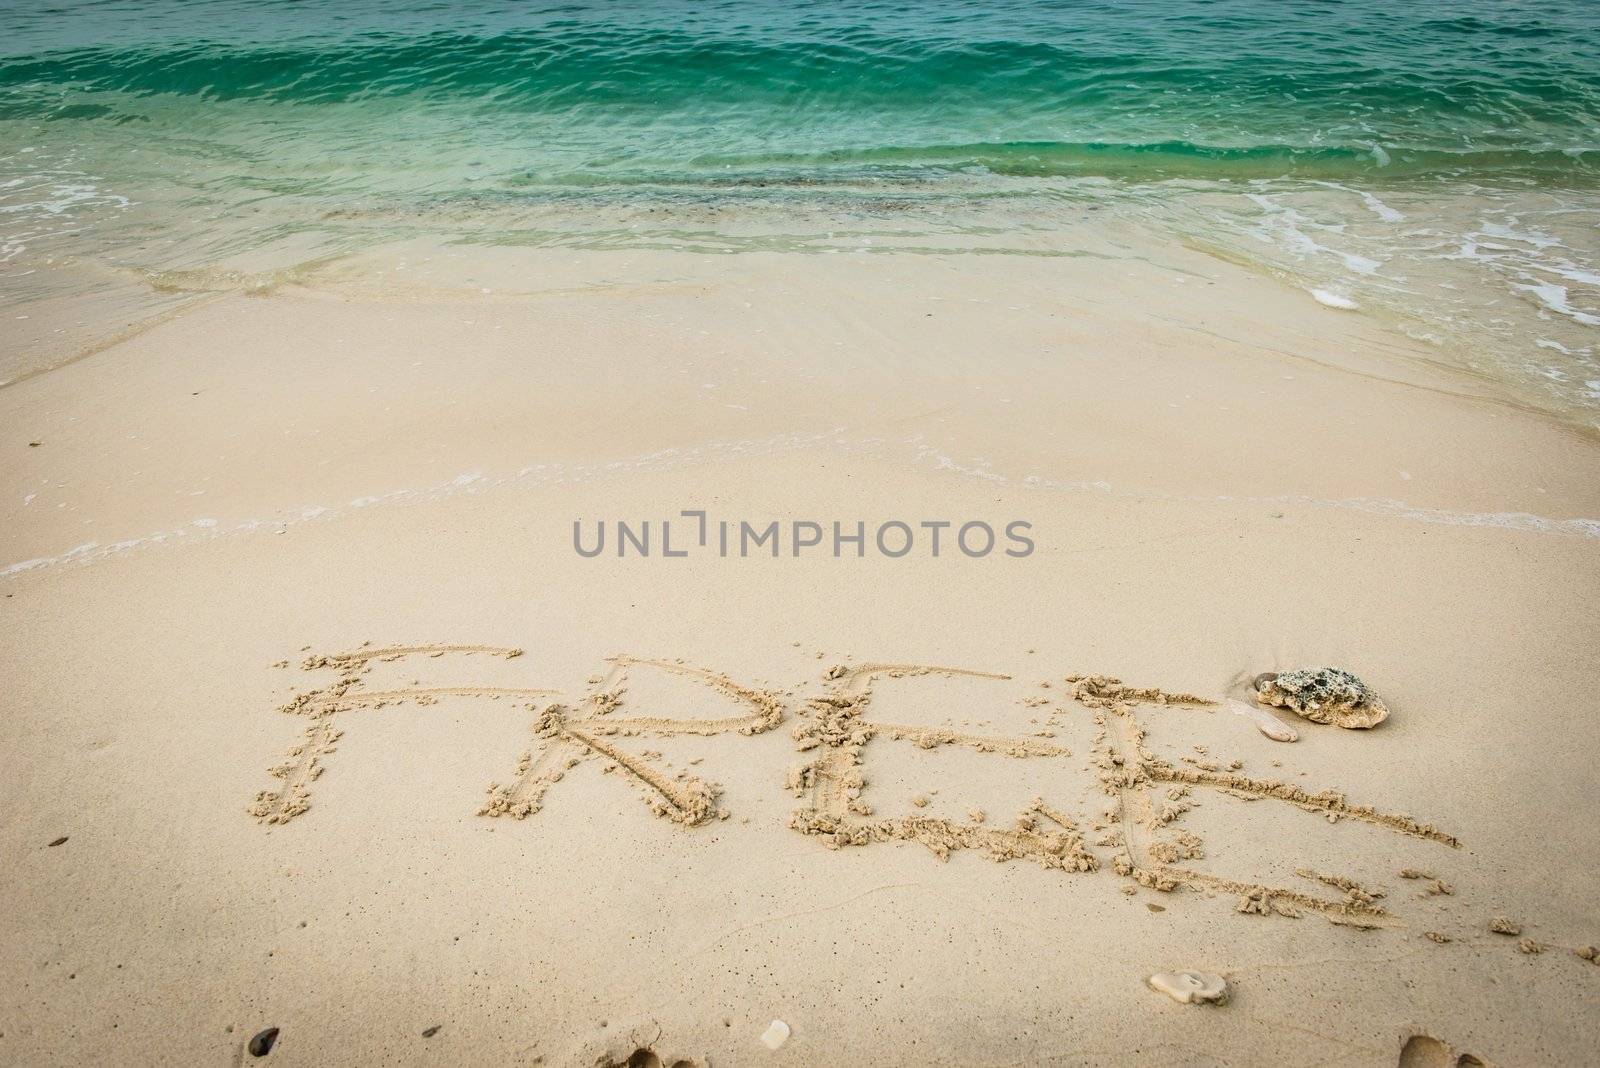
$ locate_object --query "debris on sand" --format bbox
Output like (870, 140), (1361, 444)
(248, 1027), (279, 1057)
(1147, 970), (1228, 1005)
(760, 1019), (791, 1050)
(1253, 668), (1389, 729)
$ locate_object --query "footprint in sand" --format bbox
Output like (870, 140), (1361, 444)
(1398, 1034), (1489, 1067)
(611, 1052), (702, 1068)
(564, 1015), (705, 1068)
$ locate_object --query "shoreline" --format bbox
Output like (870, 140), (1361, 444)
(6, 248), (1599, 571)
(9, 198), (1600, 435)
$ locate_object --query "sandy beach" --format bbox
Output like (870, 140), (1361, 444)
(2, 242), (1598, 1065)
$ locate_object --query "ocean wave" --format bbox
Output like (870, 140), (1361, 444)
(504, 142), (1600, 187)
(2, 1), (1598, 175)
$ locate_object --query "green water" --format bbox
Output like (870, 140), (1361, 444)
(2, 0), (1599, 419)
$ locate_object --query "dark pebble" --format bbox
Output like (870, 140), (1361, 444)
(422, 1025), (441, 1038)
(47, 836), (68, 847)
(248, 1027), (279, 1057)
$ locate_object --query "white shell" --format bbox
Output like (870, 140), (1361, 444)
(1148, 970), (1228, 1004)
(760, 1019), (790, 1050)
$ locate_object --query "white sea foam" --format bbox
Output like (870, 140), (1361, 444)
(1311, 288), (1359, 309)
(1538, 262), (1600, 288)
(1357, 191), (1404, 223)
(1517, 280), (1600, 327)
(1309, 181), (1405, 222)
(0, 161), (132, 275)
(1244, 194), (1383, 276)
(1479, 221), (1560, 249)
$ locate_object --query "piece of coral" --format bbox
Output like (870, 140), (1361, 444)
(1253, 667), (1389, 729)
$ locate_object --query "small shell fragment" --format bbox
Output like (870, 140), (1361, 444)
(760, 1019), (790, 1050)
(1148, 970), (1228, 1005)
(1229, 699), (1298, 742)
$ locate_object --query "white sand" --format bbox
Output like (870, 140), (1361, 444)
(2, 248), (1597, 1065)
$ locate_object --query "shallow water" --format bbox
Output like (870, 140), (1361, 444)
(2, 0), (1598, 421)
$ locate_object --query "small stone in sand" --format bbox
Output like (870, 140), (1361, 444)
(422, 1025), (441, 1038)
(1148, 971), (1228, 1005)
(47, 836), (68, 847)
(1489, 917), (1522, 936)
(760, 1019), (790, 1050)
(1253, 668), (1388, 729)
(248, 1027), (279, 1057)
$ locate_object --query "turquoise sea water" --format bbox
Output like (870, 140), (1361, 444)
(3, 0), (1599, 419)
